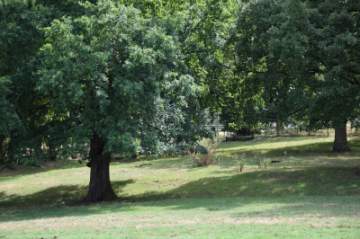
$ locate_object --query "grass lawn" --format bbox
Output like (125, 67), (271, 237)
(1, 136), (360, 239)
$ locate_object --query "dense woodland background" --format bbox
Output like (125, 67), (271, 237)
(0, 0), (359, 202)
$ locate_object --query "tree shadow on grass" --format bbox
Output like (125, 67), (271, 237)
(0, 179), (135, 219)
(2, 166), (360, 222)
(0, 160), (84, 179)
(128, 167), (360, 202)
(1, 137), (359, 223)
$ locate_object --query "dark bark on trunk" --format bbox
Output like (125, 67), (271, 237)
(0, 136), (16, 171)
(84, 133), (116, 203)
(333, 123), (350, 152)
(0, 136), (5, 165)
(276, 120), (282, 137)
(7, 133), (15, 163)
(47, 140), (57, 161)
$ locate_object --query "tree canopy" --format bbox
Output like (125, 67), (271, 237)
(37, 0), (207, 201)
(1, 0), (360, 202)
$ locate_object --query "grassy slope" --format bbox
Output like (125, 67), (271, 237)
(0, 136), (360, 239)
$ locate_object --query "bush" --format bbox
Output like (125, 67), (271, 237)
(188, 140), (218, 167)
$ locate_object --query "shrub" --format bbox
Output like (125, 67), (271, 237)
(189, 140), (218, 167)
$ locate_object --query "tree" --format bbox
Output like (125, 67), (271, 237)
(38, 1), (205, 202)
(0, 77), (20, 166)
(230, 0), (359, 150)
(0, 0), (90, 165)
(306, 0), (360, 152)
(0, 1), (43, 165)
(229, 0), (310, 136)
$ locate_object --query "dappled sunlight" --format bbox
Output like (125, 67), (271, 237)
(2, 0), (360, 236)
(1, 136), (360, 238)
(1, 137), (360, 210)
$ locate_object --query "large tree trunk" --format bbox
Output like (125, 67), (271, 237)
(333, 122), (350, 152)
(84, 133), (116, 203)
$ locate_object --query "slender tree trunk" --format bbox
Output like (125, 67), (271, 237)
(0, 136), (16, 171)
(84, 133), (116, 203)
(333, 122), (350, 152)
(7, 133), (15, 163)
(47, 140), (57, 161)
(0, 135), (5, 165)
(276, 120), (282, 137)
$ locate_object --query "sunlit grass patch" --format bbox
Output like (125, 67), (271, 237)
(0, 136), (360, 238)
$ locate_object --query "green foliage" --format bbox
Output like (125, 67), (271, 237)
(227, 0), (311, 129)
(1, 0), (360, 164)
(306, 0), (360, 128)
(37, 0), (206, 157)
(217, 0), (359, 145)
(0, 0), (89, 164)
(0, 77), (19, 136)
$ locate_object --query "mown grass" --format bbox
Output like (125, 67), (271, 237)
(0, 136), (360, 239)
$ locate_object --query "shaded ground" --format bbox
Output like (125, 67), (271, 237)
(0, 136), (360, 238)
